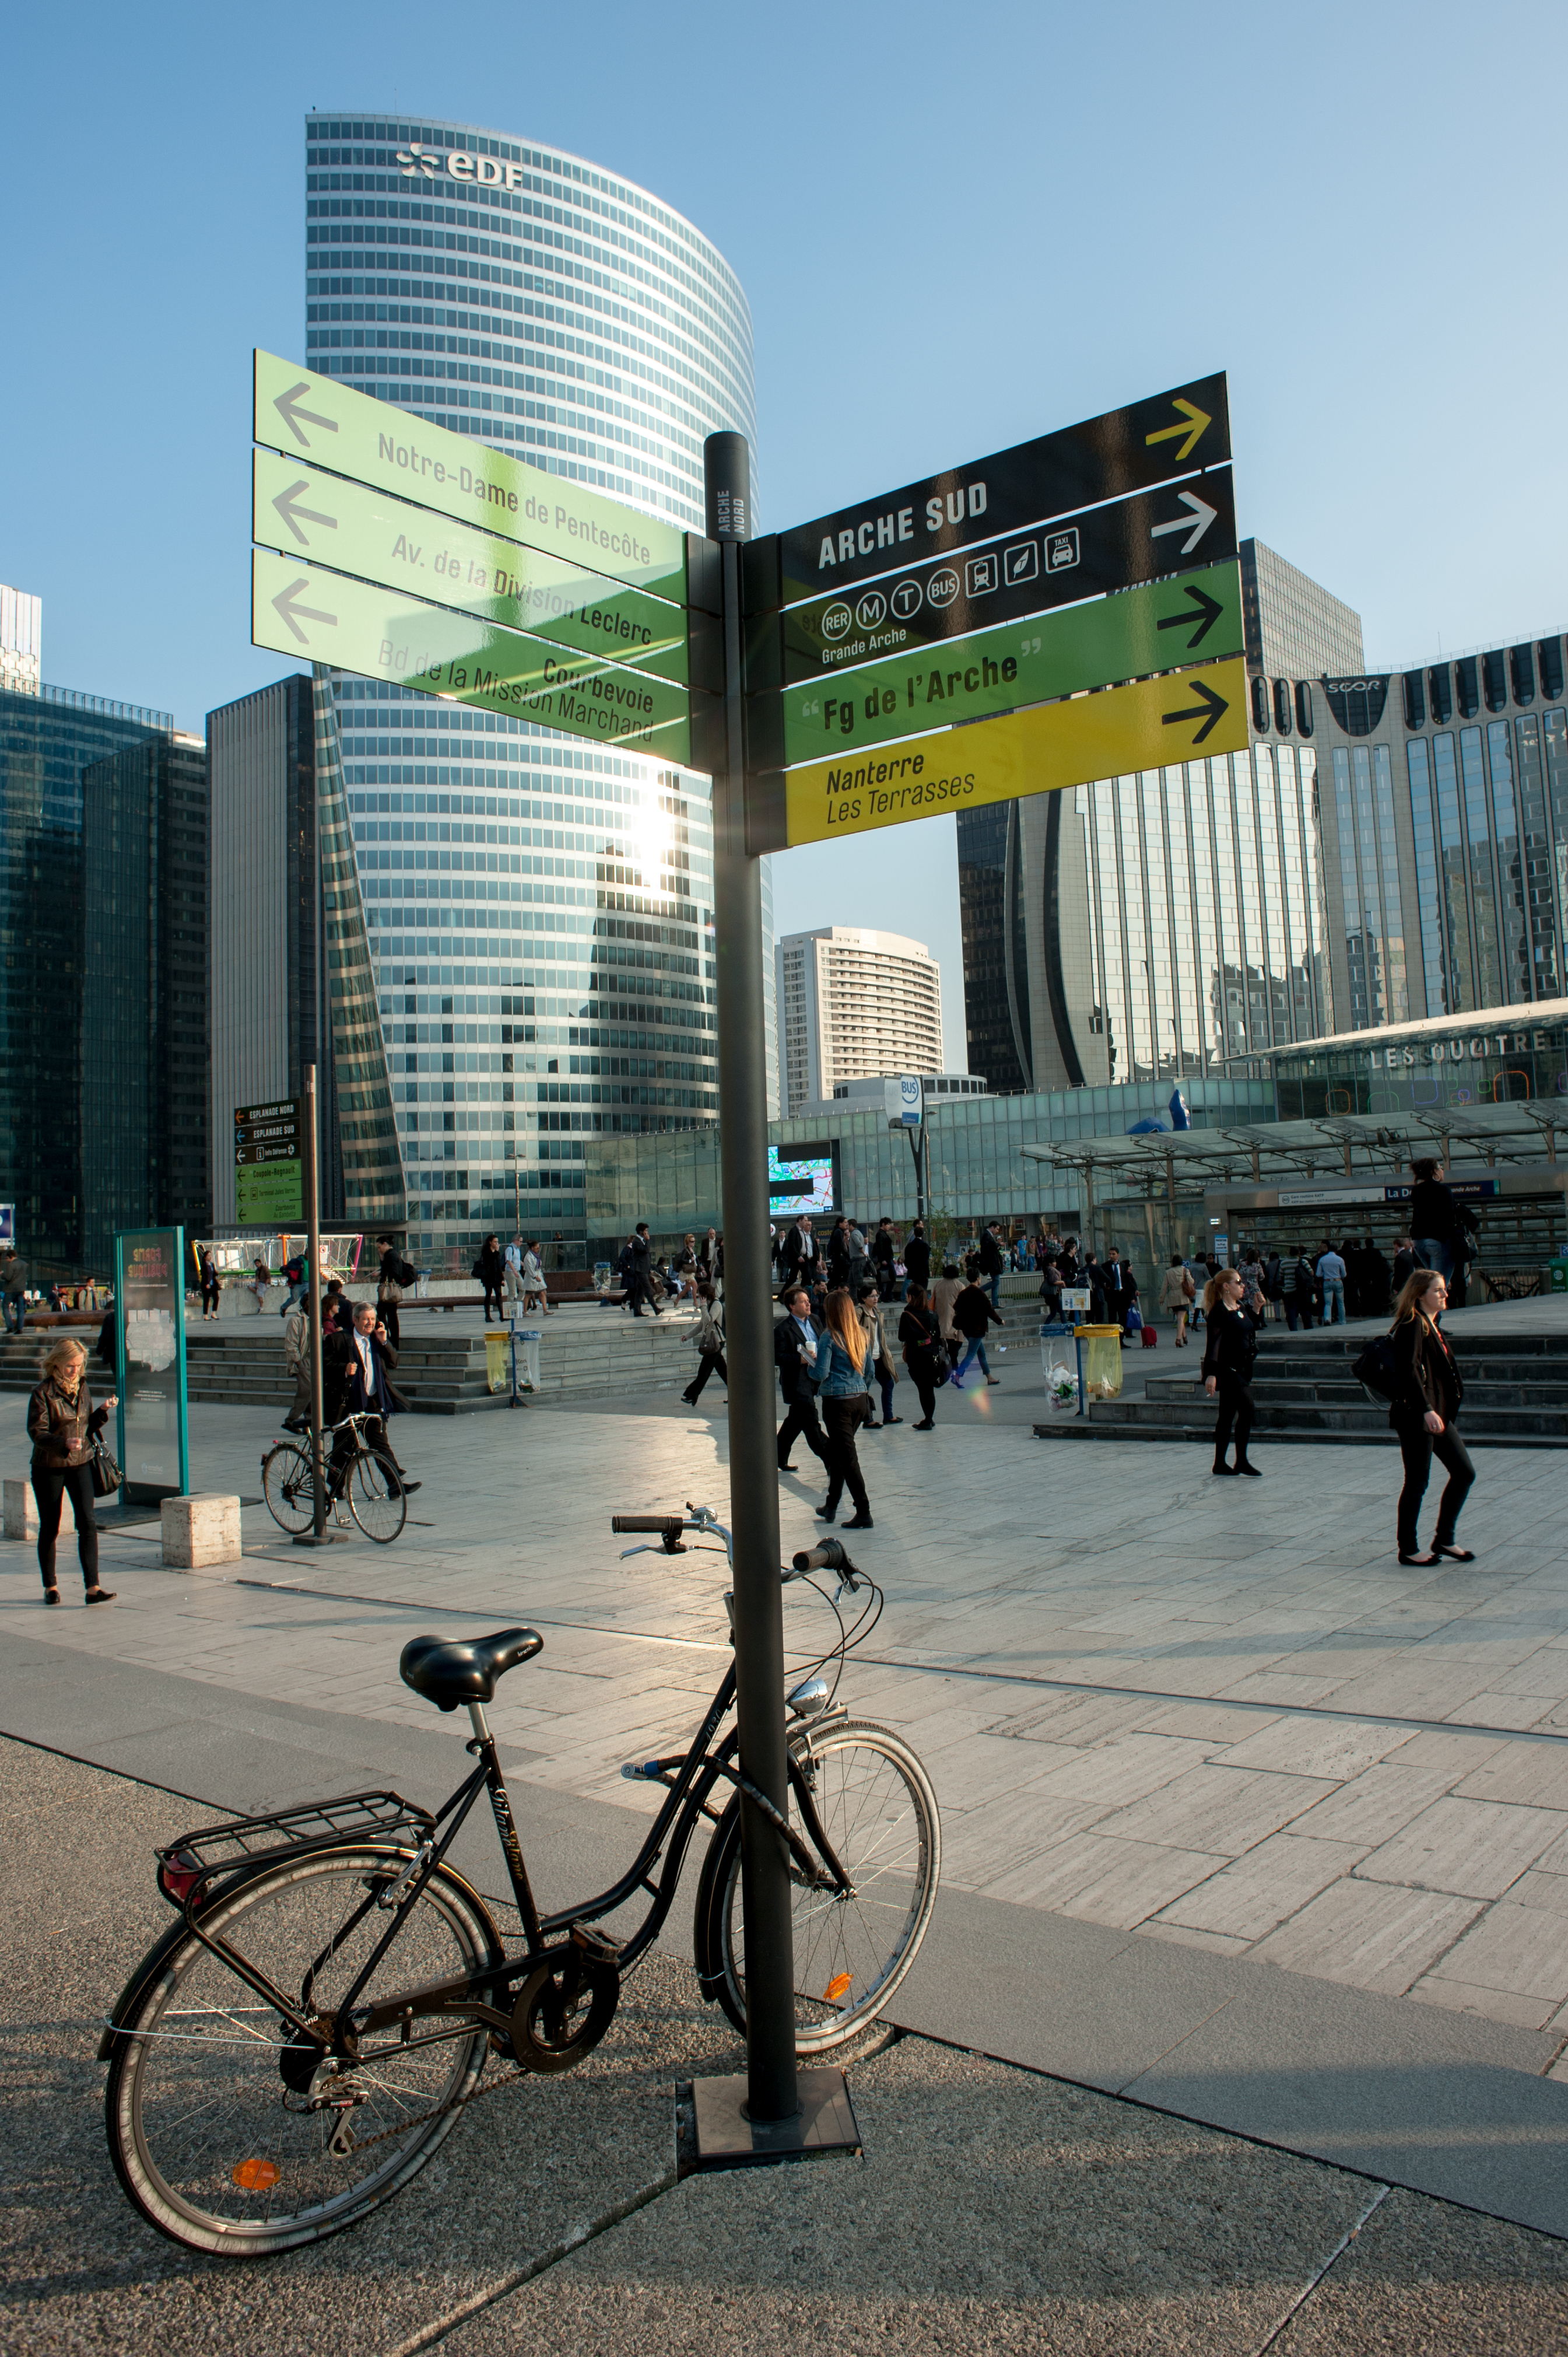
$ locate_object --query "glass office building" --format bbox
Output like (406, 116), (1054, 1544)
(1, 683), (173, 1273)
(302, 113), (763, 1252)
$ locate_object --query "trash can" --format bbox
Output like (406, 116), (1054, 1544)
(484, 1329), (510, 1393)
(1075, 1323), (1124, 1402)
(1038, 1321), (1078, 1414)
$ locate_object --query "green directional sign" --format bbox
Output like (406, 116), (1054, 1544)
(253, 450), (688, 685)
(251, 548), (690, 760)
(760, 561), (1243, 770)
(253, 351), (689, 605)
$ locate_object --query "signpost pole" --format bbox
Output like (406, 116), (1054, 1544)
(705, 432), (799, 2137)
(301, 1062), (327, 1542)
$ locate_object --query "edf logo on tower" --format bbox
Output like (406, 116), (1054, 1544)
(817, 482), (988, 571)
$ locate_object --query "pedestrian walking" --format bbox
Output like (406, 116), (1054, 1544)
(503, 1235), (524, 1305)
(619, 1224), (662, 1316)
(931, 1262), (966, 1374)
(521, 1239), (551, 1316)
(978, 1221), (1005, 1309)
(376, 1234), (410, 1349)
(473, 1235), (506, 1323)
(278, 1249), (308, 1318)
(871, 1217), (898, 1298)
(323, 1304), (420, 1498)
(811, 1287), (875, 1530)
(699, 1227), (722, 1284)
(1388, 1267), (1474, 1566)
(1292, 1248), (1318, 1329)
(1, 1248), (26, 1335)
(950, 1272), (1005, 1387)
(1410, 1159), (1479, 1307)
(27, 1337), (118, 1605)
(1316, 1240), (1347, 1326)
(826, 1217), (852, 1289)
(774, 1283), (830, 1473)
(898, 1284), (945, 1428)
(673, 1233), (700, 1304)
(681, 1283), (727, 1405)
(282, 1294), (314, 1433)
(1202, 1267), (1263, 1477)
(902, 1220), (931, 1292)
(855, 1281), (901, 1426)
(198, 1248), (221, 1322)
(1158, 1254), (1194, 1346)
(1037, 1259), (1064, 1321)
(777, 1214), (820, 1291)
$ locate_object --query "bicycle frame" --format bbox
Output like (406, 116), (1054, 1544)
(164, 1654), (854, 2069)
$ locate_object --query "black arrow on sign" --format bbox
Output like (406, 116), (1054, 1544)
(1156, 583), (1223, 649)
(272, 479), (339, 547)
(273, 381), (340, 448)
(272, 577), (338, 646)
(1162, 677), (1229, 745)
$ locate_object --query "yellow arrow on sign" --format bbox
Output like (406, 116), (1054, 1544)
(1145, 397), (1212, 464)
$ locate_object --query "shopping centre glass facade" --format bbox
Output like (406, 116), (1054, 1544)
(303, 114), (762, 1251)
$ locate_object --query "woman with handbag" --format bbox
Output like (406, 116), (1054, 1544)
(27, 1337), (118, 1605)
(855, 1281), (902, 1427)
(1387, 1267), (1474, 1566)
(1201, 1267), (1263, 1477)
(809, 1288), (875, 1530)
(897, 1283), (945, 1431)
(680, 1283), (727, 1406)
(1157, 1255), (1194, 1346)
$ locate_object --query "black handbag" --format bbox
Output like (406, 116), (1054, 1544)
(90, 1438), (123, 1497)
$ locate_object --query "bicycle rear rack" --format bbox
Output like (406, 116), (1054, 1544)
(156, 1790), (436, 1910)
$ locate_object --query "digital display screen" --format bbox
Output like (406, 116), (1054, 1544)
(768, 1143), (836, 1218)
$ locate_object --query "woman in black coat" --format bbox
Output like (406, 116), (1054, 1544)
(897, 1284), (945, 1430)
(1387, 1267), (1473, 1566)
(473, 1235), (506, 1323)
(1202, 1267), (1263, 1476)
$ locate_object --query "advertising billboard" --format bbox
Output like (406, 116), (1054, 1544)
(767, 1143), (837, 1219)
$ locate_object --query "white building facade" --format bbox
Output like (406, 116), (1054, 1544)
(776, 927), (945, 1117)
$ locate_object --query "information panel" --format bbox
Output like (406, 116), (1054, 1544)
(114, 1226), (190, 1504)
(234, 1097), (303, 1227)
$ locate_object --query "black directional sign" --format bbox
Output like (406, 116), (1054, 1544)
(770, 372), (1230, 608)
(760, 470), (1237, 689)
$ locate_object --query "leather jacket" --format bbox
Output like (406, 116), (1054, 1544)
(29, 1376), (108, 1468)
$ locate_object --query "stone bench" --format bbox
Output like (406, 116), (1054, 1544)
(161, 1493), (243, 1570)
(3, 1476), (73, 1540)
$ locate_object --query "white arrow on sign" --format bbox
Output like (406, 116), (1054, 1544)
(272, 577), (338, 645)
(1150, 490), (1219, 557)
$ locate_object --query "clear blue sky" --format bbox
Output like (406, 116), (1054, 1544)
(5, 1), (1563, 1070)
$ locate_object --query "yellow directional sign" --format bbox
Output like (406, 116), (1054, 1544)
(745, 659), (1248, 853)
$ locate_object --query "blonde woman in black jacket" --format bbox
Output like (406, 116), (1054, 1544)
(1388, 1267), (1474, 1566)
(1202, 1267), (1263, 1476)
(27, 1337), (118, 1605)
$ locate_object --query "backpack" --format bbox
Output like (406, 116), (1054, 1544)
(283, 1256), (306, 1284)
(1352, 1333), (1399, 1403)
(397, 1258), (416, 1288)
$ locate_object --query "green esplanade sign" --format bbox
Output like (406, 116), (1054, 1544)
(252, 450), (688, 684)
(251, 548), (691, 759)
(252, 351), (689, 605)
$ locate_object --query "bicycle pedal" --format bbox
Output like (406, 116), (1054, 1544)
(569, 1922), (623, 1962)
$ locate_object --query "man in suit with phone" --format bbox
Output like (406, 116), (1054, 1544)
(774, 1283), (830, 1473)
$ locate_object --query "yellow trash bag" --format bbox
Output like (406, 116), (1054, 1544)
(1075, 1323), (1124, 1401)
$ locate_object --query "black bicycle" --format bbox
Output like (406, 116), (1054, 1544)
(100, 1507), (939, 2254)
(260, 1412), (406, 1544)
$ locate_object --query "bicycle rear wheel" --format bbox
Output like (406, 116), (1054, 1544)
(105, 1845), (500, 2255)
(261, 1442), (315, 1536)
(706, 1718), (939, 2053)
(349, 1448), (407, 1543)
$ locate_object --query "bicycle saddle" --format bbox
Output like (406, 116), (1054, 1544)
(399, 1627), (543, 1711)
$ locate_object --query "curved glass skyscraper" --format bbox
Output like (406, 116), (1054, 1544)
(300, 113), (764, 1256)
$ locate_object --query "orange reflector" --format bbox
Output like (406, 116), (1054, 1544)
(231, 2158), (280, 2191)
(823, 1972), (853, 2004)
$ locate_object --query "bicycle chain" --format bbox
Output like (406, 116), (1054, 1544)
(331, 2041), (530, 2157)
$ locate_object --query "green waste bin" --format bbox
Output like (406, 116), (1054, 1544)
(485, 1329), (510, 1393)
(1075, 1323), (1124, 1401)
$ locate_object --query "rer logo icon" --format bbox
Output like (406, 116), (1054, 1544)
(855, 591), (887, 630)
(889, 579), (922, 620)
(822, 604), (854, 640)
(1046, 528), (1081, 574)
(966, 553), (999, 598)
(927, 568), (960, 609)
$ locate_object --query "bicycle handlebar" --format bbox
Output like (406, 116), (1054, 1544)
(611, 1514), (687, 1537)
(792, 1538), (850, 1574)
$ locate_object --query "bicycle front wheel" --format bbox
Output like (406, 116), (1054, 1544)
(349, 1448), (407, 1543)
(261, 1442), (315, 1536)
(710, 1718), (940, 2053)
(105, 1846), (500, 2255)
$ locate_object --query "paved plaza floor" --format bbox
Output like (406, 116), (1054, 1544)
(5, 1302), (1568, 2274)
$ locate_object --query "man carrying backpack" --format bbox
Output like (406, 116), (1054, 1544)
(376, 1234), (415, 1349)
(278, 1251), (308, 1318)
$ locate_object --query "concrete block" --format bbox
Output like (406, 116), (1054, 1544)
(4, 1476), (73, 1540)
(160, 1493), (242, 1570)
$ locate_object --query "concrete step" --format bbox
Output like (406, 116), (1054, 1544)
(1034, 1418), (1568, 1449)
(1039, 1395), (1568, 1444)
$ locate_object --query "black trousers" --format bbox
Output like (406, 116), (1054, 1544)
(377, 1300), (401, 1349)
(822, 1397), (871, 1518)
(331, 1413), (404, 1491)
(1212, 1377), (1255, 1466)
(684, 1349), (727, 1402)
(1397, 1420), (1475, 1553)
(908, 1367), (939, 1424)
(200, 1280), (220, 1314)
(481, 1283), (504, 1321)
(777, 1391), (829, 1467)
(31, 1462), (99, 1589)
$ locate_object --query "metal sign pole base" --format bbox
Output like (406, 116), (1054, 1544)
(684, 2067), (860, 2172)
(290, 1529), (348, 1547)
